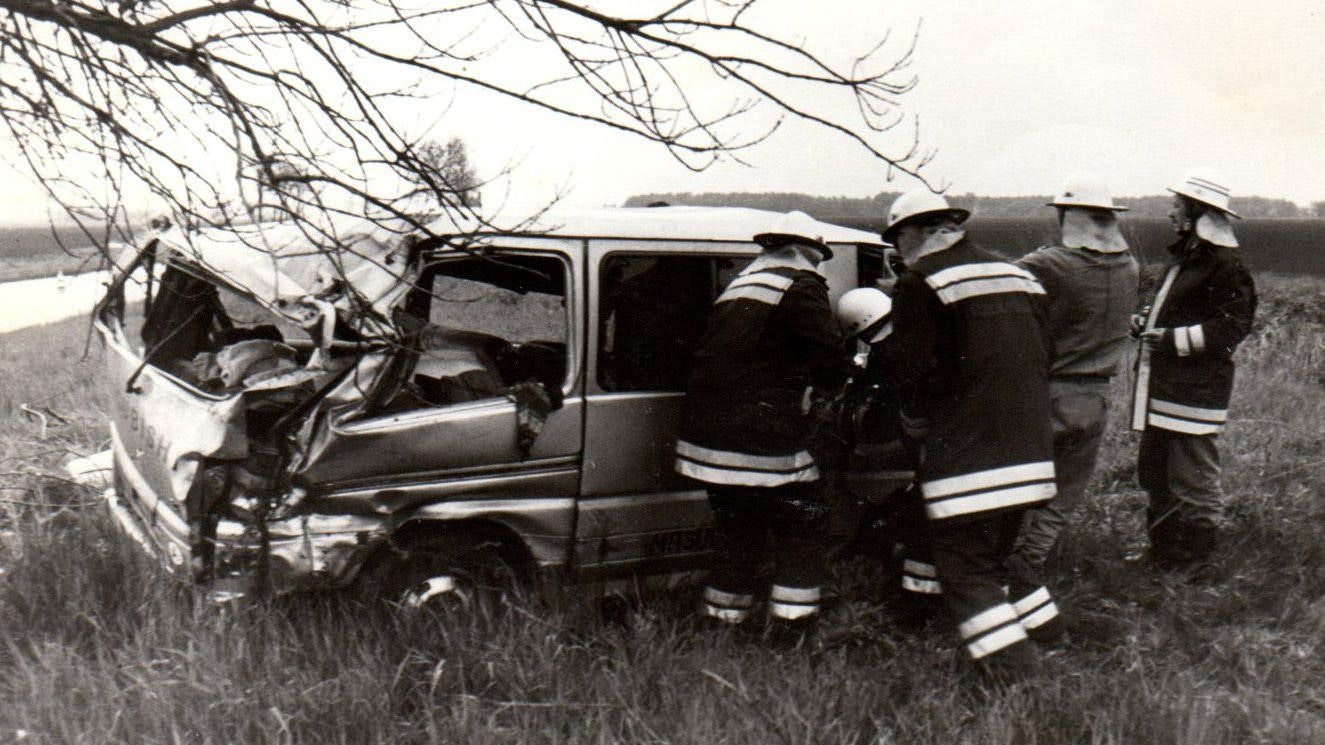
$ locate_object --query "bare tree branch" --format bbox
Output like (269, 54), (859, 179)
(0, 0), (934, 305)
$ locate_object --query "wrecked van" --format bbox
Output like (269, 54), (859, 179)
(93, 207), (906, 604)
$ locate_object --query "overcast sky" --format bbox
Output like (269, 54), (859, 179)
(1, 0), (1322, 224)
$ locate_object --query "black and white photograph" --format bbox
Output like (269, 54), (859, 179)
(1, 0), (1322, 742)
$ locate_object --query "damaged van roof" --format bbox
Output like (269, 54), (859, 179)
(155, 218), (412, 314)
(155, 206), (883, 310)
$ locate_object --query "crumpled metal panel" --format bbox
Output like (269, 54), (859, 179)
(155, 216), (415, 326)
(102, 330), (247, 505)
(215, 513), (392, 592)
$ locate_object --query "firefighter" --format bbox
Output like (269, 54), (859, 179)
(1009, 173), (1140, 603)
(835, 288), (938, 619)
(835, 287), (899, 448)
(675, 211), (849, 641)
(882, 190), (1057, 678)
(1131, 168), (1256, 571)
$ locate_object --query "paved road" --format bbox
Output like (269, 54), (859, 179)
(0, 271), (144, 334)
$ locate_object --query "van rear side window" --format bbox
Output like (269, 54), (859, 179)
(597, 254), (749, 393)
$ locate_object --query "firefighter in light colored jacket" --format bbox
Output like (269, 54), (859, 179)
(676, 211), (849, 635)
(882, 190), (1057, 677)
(1010, 173), (1140, 584)
(1132, 168), (1256, 569)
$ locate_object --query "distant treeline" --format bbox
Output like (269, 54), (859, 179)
(625, 192), (1322, 219)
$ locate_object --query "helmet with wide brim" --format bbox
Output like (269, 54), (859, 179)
(1046, 170), (1129, 211)
(752, 232), (833, 261)
(1168, 168), (1241, 219)
(880, 208), (971, 243)
(753, 210), (834, 260)
(881, 190), (970, 243)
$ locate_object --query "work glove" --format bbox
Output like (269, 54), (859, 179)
(806, 390), (845, 426)
(1140, 328), (1167, 351)
(1129, 305), (1151, 338)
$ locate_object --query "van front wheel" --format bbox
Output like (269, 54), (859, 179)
(359, 533), (525, 616)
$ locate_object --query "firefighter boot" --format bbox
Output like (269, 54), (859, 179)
(1180, 518), (1218, 562)
(763, 615), (820, 653)
(1172, 518), (1220, 583)
(1146, 508), (1185, 569)
(1005, 554), (1068, 648)
(974, 639), (1041, 688)
(891, 591), (945, 634)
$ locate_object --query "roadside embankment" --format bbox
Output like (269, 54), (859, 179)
(0, 271), (144, 334)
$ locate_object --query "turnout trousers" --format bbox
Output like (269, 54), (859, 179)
(700, 483), (829, 624)
(933, 510), (1057, 661)
(1014, 377), (1111, 566)
(897, 484), (941, 597)
(1138, 427), (1223, 562)
(898, 503), (1061, 654)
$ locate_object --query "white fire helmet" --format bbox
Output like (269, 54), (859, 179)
(1047, 171), (1128, 211)
(1168, 168), (1240, 218)
(836, 287), (893, 342)
(882, 190), (970, 242)
(753, 210), (833, 260)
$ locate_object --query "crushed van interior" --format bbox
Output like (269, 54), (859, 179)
(95, 221), (577, 594)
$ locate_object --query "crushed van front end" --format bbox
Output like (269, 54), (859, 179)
(106, 416), (394, 594)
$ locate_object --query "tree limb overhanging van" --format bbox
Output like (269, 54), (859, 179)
(93, 207), (910, 606)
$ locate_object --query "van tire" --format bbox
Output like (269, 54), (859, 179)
(357, 532), (527, 616)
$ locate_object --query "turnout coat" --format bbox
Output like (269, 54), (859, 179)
(1132, 235), (1256, 435)
(885, 237), (1057, 522)
(675, 256), (847, 487)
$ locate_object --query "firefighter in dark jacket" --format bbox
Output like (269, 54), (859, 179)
(836, 287), (902, 450)
(882, 189), (1058, 677)
(1010, 173), (1140, 586)
(676, 211), (849, 635)
(836, 288), (938, 616)
(1131, 168), (1256, 569)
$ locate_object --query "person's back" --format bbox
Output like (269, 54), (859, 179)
(674, 215), (847, 642)
(1019, 245), (1139, 378)
(893, 240), (1055, 489)
(881, 188), (1058, 677)
(1010, 175), (1140, 579)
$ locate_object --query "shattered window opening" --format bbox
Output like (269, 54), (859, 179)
(138, 260), (317, 394)
(381, 251), (570, 413)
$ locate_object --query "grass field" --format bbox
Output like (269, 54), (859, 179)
(1, 273), (1324, 743)
(0, 225), (114, 282)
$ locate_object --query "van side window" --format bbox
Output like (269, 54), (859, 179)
(598, 255), (748, 392)
(393, 252), (569, 409)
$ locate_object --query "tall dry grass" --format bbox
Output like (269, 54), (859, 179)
(1, 274), (1323, 743)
